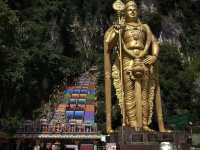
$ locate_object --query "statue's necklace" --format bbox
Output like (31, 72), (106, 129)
(126, 23), (141, 27)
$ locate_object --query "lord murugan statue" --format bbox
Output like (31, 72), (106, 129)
(104, 0), (169, 133)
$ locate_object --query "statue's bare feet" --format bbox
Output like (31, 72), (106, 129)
(143, 126), (155, 132)
(158, 123), (172, 132)
(108, 129), (114, 133)
(107, 127), (114, 134)
(160, 128), (172, 133)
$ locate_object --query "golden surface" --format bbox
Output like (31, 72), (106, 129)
(104, 0), (170, 133)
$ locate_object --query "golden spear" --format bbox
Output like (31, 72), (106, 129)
(112, 0), (126, 126)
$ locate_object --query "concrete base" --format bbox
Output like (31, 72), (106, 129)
(108, 127), (191, 150)
(120, 144), (158, 150)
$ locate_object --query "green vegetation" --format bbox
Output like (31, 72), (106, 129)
(0, 0), (200, 132)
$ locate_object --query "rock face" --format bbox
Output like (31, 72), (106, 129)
(139, 0), (183, 48)
(159, 15), (183, 48)
(140, 0), (158, 14)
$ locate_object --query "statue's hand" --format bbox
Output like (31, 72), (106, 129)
(144, 55), (157, 65)
(113, 19), (125, 33)
(113, 24), (121, 33)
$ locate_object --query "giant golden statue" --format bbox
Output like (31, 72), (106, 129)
(104, 0), (169, 133)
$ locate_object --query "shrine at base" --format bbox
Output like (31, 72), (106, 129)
(15, 67), (105, 150)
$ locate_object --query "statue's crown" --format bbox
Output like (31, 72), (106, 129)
(125, 0), (137, 8)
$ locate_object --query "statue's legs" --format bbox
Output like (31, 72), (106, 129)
(142, 79), (149, 127)
(120, 58), (156, 131)
(123, 70), (137, 128)
(123, 71), (153, 131)
(142, 74), (155, 131)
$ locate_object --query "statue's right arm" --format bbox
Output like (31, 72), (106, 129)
(104, 25), (118, 80)
(104, 26), (118, 53)
(104, 26), (118, 133)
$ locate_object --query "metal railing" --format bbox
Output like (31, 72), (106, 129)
(17, 122), (98, 134)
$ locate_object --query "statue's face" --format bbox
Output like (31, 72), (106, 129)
(126, 5), (138, 20)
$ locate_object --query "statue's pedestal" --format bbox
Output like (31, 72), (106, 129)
(108, 127), (190, 150)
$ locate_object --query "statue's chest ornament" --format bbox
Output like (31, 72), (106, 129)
(123, 24), (144, 40)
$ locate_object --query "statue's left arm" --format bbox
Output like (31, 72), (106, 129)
(151, 34), (160, 58)
(143, 26), (171, 132)
(139, 24), (152, 58)
(143, 24), (160, 65)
